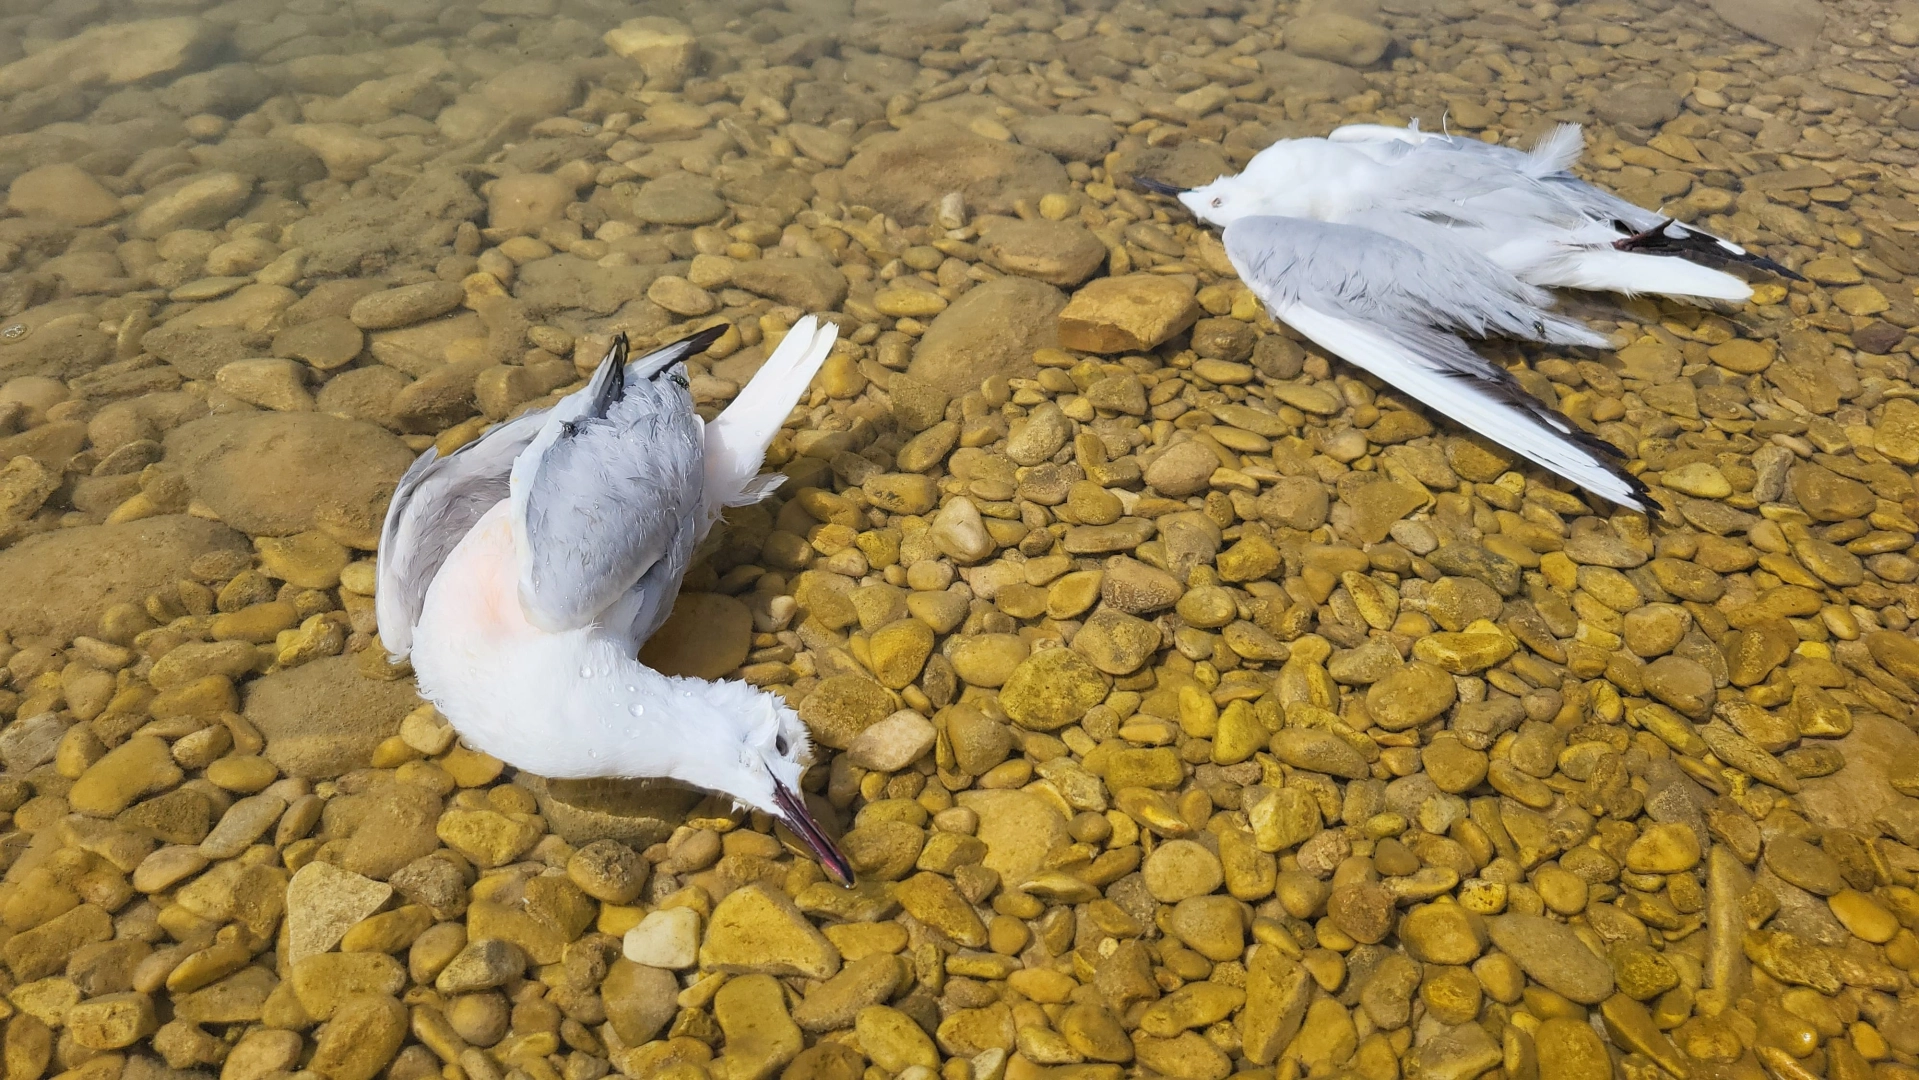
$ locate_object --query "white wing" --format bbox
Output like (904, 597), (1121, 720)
(699, 315), (838, 525)
(1328, 122), (1771, 299)
(1223, 214), (1650, 512)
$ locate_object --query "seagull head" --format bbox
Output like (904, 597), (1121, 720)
(1135, 173), (1259, 227)
(674, 680), (854, 886)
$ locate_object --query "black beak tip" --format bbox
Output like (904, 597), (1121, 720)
(1134, 176), (1186, 197)
(818, 848), (855, 887)
(771, 777), (856, 888)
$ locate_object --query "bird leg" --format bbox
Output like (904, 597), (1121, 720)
(1610, 218), (1677, 251)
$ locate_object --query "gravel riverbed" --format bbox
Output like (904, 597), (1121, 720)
(2, 0), (1919, 1078)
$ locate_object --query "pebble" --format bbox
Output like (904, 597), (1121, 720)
(290, 953), (407, 1020)
(1285, 11), (1393, 66)
(855, 1006), (939, 1073)
(997, 647), (1107, 731)
(1143, 441), (1221, 498)
(1764, 836), (1846, 896)
(69, 736), (183, 816)
(1625, 823), (1701, 874)
(486, 172), (573, 234)
(845, 710), (936, 772)
(433, 938), (524, 993)
(1486, 915), (1615, 1004)
(711, 974), (804, 1080)
(979, 218), (1107, 287)
(1142, 840), (1224, 903)
(1057, 275), (1200, 353)
(623, 908), (700, 969)
(1272, 728), (1369, 780)
(929, 497), (992, 563)
(8, 164), (123, 228)
(699, 884), (839, 978)
(895, 872), (988, 947)
(1535, 1016), (1611, 1080)
(307, 994), (406, 1080)
(348, 282), (465, 331)
(1366, 662), (1456, 730)
(566, 838), (647, 904)
(1399, 901), (1486, 965)
(436, 808), (541, 868)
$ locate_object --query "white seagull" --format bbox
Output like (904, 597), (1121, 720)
(1138, 121), (1801, 513)
(376, 317), (852, 884)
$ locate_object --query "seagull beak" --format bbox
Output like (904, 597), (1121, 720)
(770, 776), (853, 886)
(1134, 176), (1186, 197)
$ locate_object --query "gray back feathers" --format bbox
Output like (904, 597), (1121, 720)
(378, 332), (719, 655)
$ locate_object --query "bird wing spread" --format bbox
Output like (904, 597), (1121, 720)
(376, 408), (546, 659)
(1330, 123), (1778, 279)
(1222, 214), (1649, 511)
(509, 334), (711, 635)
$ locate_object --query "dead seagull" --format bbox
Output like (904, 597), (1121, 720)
(376, 317), (853, 885)
(1138, 121), (1800, 512)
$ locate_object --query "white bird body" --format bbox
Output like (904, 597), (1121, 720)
(378, 318), (851, 881)
(1207, 123), (1759, 302)
(409, 498), (787, 784)
(1147, 121), (1801, 513)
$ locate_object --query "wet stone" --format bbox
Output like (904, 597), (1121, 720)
(699, 884), (840, 978)
(1486, 914), (1615, 1004)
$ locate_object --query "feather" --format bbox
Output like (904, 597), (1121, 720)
(701, 316), (838, 522)
(1224, 214), (1649, 511)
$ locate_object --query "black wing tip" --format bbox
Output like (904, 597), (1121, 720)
(1613, 469), (1656, 513)
(1762, 259), (1808, 283)
(584, 334), (629, 418)
(675, 324), (729, 356)
(624, 324), (728, 382)
(1613, 220), (1806, 283)
(1135, 175), (1185, 197)
(602, 333), (629, 369)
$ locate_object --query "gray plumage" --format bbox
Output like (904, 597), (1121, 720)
(1222, 214), (1606, 351)
(1221, 214), (1652, 509)
(377, 331), (717, 658)
(508, 335), (705, 638)
(1330, 123), (1799, 279)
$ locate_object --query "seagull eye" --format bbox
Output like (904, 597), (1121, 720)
(1211, 197), (1223, 208)
(775, 734), (790, 755)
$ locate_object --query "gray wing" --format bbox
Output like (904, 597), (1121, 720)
(508, 331), (719, 635)
(1222, 214), (1649, 510)
(376, 408), (545, 659)
(1223, 214), (1605, 348)
(602, 510), (702, 648)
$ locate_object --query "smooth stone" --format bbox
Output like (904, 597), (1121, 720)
(622, 907), (699, 970)
(1486, 914), (1615, 1004)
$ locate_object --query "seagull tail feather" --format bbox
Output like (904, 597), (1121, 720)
(1277, 303), (1650, 512)
(1530, 247), (1753, 303)
(701, 315), (839, 519)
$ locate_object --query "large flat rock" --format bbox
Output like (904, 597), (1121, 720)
(905, 276), (1064, 396)
(0, 515), (246, 643)
(840, 121), (1070, 225)
(244, 654), (420, 778)
(163, 412), (416, 544)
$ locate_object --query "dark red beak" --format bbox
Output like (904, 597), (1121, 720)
(771, 777), (853, 886)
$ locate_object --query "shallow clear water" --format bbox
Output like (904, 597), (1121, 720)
(1, 0), (1919, 1078)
